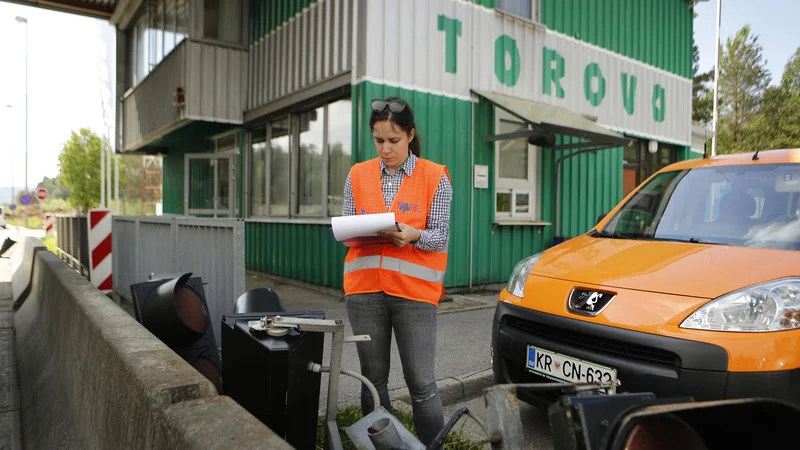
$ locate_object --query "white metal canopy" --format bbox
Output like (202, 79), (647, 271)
(472, 89), (633, 150)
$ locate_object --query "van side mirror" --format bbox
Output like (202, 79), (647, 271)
(596, 213), (607, 225)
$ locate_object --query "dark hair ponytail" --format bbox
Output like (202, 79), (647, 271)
(370, 96), (422, 157)
(408, 131), (422, 158)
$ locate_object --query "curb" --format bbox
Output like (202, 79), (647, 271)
(438, 303), (496, 315)
(388, 368), (495, 407)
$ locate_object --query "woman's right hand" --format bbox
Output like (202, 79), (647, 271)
(378, 223), (421, 247)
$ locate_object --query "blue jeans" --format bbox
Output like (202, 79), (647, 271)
(345, 292), (444, 445)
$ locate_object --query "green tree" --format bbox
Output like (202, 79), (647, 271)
(57, 128), (106, 213)
(781, 47), (800, 92)
(754, 48), (800, 150)
(36, 176), (71, 200)
(716, 25), (772, 154)
(692, 39), (714, 126)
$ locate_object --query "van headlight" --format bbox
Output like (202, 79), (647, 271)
(506, 253), (542, 298)
(680, 278), (800, 332)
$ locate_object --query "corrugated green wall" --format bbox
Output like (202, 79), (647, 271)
(467, 0), (497, 7)
(246, 222), (349, 288)
(250, 0), (317, 44)
(549, 139), (624, 238)
(161, 122), (242, 214)
(540, 0), (693, 78)
(471, 97), (551, 285)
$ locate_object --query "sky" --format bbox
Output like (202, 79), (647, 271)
(0, 2), (115, 201)
(694, 0), (800, 85)
(0, 0), (797, 200)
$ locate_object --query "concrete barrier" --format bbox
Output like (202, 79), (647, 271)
(14, 240), (294, 449)
(10, 237), (45, 310)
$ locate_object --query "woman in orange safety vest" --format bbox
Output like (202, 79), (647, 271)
(342, 96), (452, 445)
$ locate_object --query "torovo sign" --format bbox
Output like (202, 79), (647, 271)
(364, 0), (691, 146)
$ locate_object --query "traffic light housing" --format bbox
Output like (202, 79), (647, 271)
(221, 310), (325, 450)
(130, 273), (222, 394)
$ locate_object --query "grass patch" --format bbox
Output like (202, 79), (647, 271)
(316, 405), (483, 449)
(40, 235), (57, 254)
(7, 215), (43, 229)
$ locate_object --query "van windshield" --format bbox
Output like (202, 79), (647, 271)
(597, 163), (800, 250)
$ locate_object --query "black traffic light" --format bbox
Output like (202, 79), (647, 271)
(221, 309), (325, 450)
(0, 238), (15, 257)
(130, 273), (222, 394)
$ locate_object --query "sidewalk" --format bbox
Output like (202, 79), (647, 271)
(244, 271), (501, 412)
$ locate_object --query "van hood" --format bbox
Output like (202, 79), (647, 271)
(531, 235), (800, 299)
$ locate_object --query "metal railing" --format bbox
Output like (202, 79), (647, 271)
(55, 215), (89, 277)
(111, 216), (246, 344)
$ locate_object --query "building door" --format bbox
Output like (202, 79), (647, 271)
(184, 153), (236, 217)
(623, 141), (678, 197)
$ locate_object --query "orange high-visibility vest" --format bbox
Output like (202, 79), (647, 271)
(343, 157), (449, 305)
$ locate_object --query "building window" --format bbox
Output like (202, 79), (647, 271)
(211, 130), (239, 153)
(249, 98), (352, 219)
(126, 0), (188, 89)
(497, 0), (541, 23)
(270, 117), (291, 216)
(250, 128), (268, 216)
(623, 141), (678, 197)
(494, 109), (539, 220)
(297, 107), (325, 216)
(327, 100), (353, 216)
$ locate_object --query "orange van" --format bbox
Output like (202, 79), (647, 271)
(492, 149), (800, 407)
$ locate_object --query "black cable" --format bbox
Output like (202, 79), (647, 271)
(426, 407), (470, 450)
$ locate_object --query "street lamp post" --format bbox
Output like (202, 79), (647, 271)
(15, 16), (28, 227)
(711, 0), (722, 157)
(5, 105), (12, 204)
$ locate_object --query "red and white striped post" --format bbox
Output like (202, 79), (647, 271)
(88, 208), (113, 293)
(44, 214), (54, 237)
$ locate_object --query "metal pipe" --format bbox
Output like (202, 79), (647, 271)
(115, 127), (120, 213)
(326, 320), (345, 450)
(6, 105), (14, 203)
(309, 363), (380, 414)
(16, 16), (29, 227)
(711, 0), (722, 157)
(101, 129), (106, 208)
(469, 100), (474, 289)
(107, 135), (112, 212)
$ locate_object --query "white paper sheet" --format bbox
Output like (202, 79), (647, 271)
(331, 212), (399, 241)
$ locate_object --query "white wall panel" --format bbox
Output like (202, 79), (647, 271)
(248, 0), (353, 113)
(362, 0), (692, 145)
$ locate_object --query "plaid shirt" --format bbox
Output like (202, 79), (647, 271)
(343, 153), (452, 252)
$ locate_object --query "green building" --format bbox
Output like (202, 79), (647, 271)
(112, 0), (709, 293)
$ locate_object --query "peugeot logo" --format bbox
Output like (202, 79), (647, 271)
(568, 288), (616, 316)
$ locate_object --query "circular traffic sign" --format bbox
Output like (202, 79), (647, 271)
(9, 204), (16, 211)
(36, 188), (48, 200)
(19, 194), (33, 206)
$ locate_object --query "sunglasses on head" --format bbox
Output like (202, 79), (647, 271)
(371, 98), (413, 118)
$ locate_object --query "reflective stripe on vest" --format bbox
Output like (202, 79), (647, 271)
(344, 255), (381, 273)
(345, 255), (445, 284)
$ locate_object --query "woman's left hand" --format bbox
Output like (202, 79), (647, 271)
(378, 223), (421, 247)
